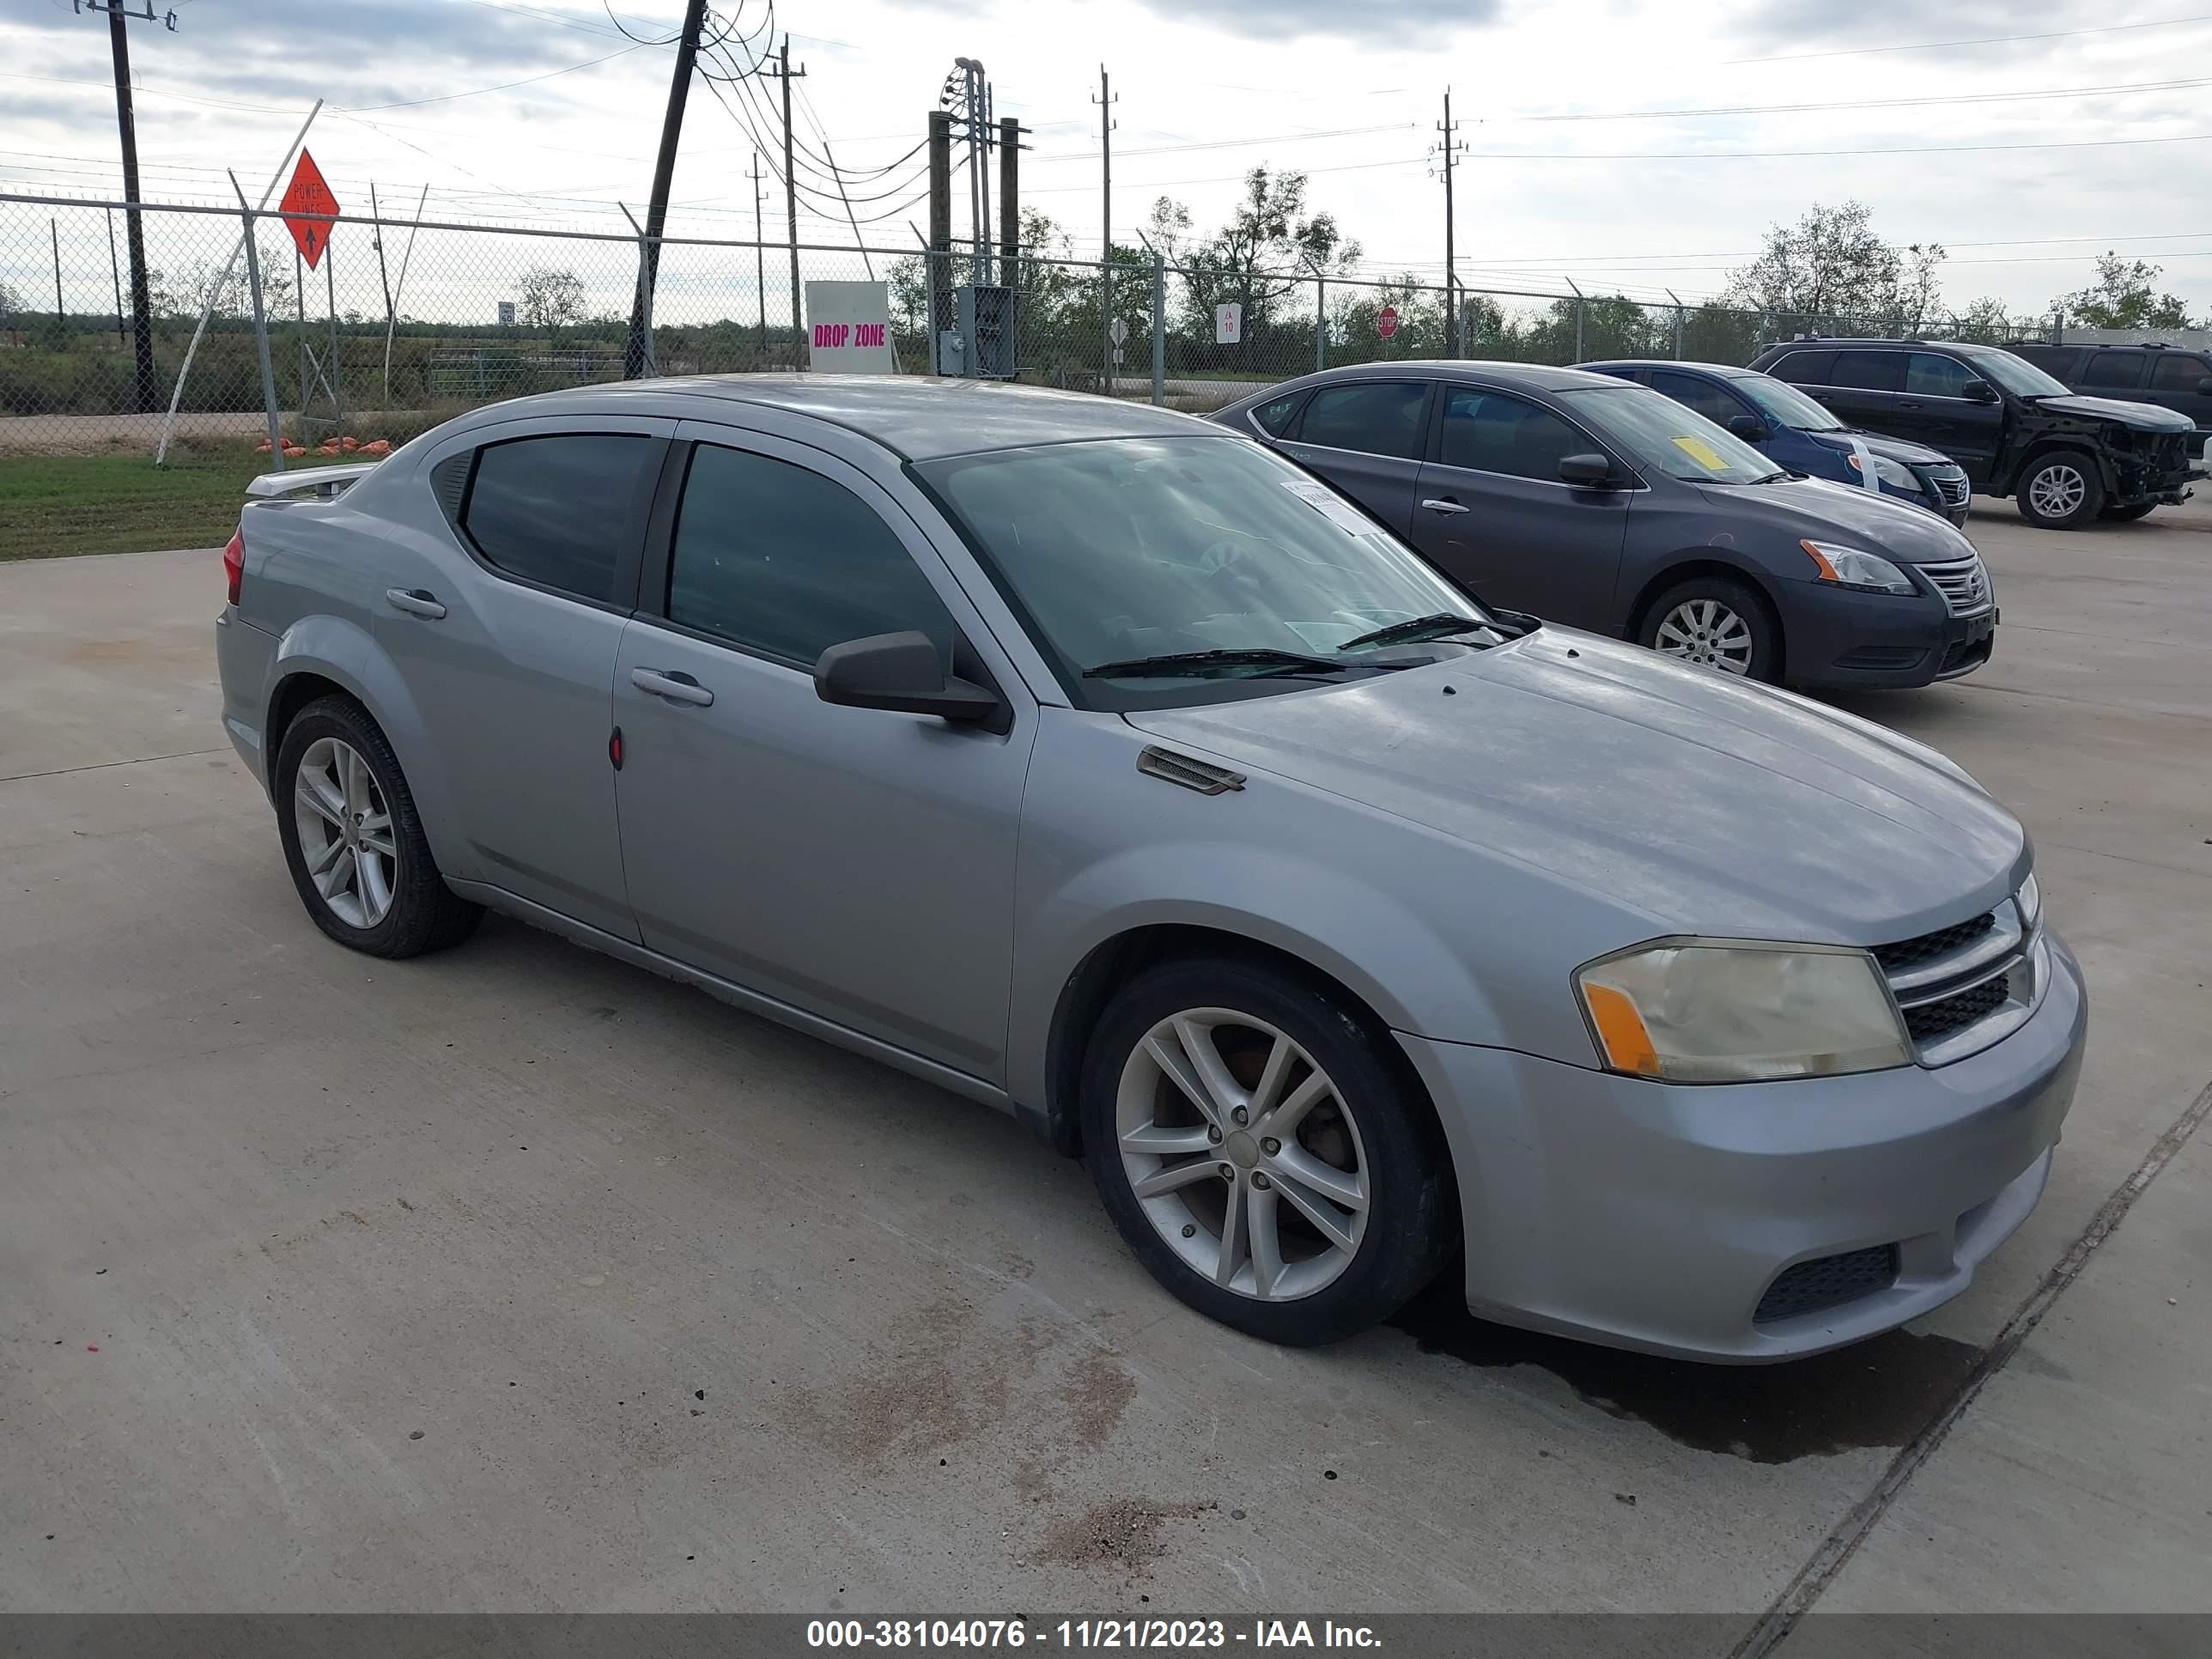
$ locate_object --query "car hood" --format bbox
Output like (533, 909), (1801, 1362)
(2030, 394), (2196, 432)
(1809, 428), (1957, 468)
(1124, 630), (2025, 946)
(1692, 474), (1979, 563)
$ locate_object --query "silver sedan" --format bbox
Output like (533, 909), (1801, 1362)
(215, 375), (2085, 1360)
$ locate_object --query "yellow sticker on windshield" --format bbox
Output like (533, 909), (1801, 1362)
(1670, 434), (1729, 472)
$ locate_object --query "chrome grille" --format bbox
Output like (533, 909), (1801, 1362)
(1875, 889), (2039, 1064)
(1918, 553), (1992, 617)
(1930, 469), (1970, 507)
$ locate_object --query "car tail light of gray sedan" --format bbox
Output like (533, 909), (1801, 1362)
(213, 375), (2086, 1362)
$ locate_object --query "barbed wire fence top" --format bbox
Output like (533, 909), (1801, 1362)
(0, 191), (2058, 460)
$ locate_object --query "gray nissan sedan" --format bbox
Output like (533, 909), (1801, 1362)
(215, 375), (2085, 1362)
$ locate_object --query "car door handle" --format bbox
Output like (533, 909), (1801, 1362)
(384, 587), (447, 619)
(630, 667), (714, 708)
(1419, 498), (1469, 515)
(1896, 399), (1922, 410)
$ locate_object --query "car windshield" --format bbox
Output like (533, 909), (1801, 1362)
(914, 435), (1492, 705)
(1958, 347), (2070, 398)
(1556, 385), (1779, 484)
(1729, 372), (1844, 432)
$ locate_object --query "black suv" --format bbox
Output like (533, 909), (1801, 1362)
(1747, 337), (2202, 529)
(2007, 342), (2212, 448)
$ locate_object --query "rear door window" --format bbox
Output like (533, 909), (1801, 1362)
(2152, 353), (2212, 392)
(1647, 370), (1748, 426)
(1294, 381), (1431, 459)
(2080, 351), (2149, 391)
(462, 434), (653, 605)
(1831, 351), (1905, 392)
(1905, 353), (1977, 398)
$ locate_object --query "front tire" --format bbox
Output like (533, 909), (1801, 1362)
(1081, 956), (1453, 1346)
(1638, 574), (1780, 683)
(274, 696), (482, 958)
(2015, 451), (2104, 530)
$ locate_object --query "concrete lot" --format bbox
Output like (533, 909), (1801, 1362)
(1, 492), (2207, 1626)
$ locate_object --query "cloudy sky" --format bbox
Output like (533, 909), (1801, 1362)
(4, 0), (2210, 323)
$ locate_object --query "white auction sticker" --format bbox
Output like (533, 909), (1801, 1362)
(1281, 479), (1380, 537)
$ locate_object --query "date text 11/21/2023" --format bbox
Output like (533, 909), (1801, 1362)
(805, 1620), (1382, 1650)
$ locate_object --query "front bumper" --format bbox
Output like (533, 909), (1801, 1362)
(1781, 582), (1994, 690)
(1396, 932), (2086, 1363)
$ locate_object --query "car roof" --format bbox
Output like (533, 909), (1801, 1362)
(1578, 359), (1761, 378)
(1251, 359), (1632, 397)
(453, 373), (1216, 462)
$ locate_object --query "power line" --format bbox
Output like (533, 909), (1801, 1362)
(1028, 121), (1414, 163)
(1723, 11), (2212, 65)
(343, 40), (654, 111)
(1513, 75), (2212, 124)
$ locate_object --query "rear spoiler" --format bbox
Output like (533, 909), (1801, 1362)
(245, 461), (380, 501)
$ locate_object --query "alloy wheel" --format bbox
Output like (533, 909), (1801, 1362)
(1115, 1009), (1370, 1301)
(292, 736), (398, 928)
(2027, 464), (2087, 520)
(1653, 599), (1755, 674)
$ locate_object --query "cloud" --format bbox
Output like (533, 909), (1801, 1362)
(1720, 0), (2157, 63)
(1121, 0), (1507, 43)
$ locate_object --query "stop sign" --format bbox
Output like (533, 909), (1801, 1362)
(1376, 304), (1400, 339)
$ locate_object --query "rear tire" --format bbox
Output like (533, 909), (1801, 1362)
(2015, 450), (2104, 530)
(1638, 574), (1781, 683)
(2099, 501), (2158, 523)
(274, 696), (482, 959)
(1081, 956), (1453, 1346)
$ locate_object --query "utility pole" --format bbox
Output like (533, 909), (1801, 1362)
(1094, 65), (1115, 392)
(625, 0), (708, 380)
(751, 150), (768, 356)
(768, 38), (807, 353)
(82, 0), (166, 411)
(1437, 88), (1465, 358)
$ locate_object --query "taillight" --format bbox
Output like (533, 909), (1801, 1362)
(222, 526), (245, 607)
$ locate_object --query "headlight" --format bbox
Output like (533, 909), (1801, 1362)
(1800, 539), (1917, 594)
(2015, 872), (2041, 931)
(1846, 453), (1918, 491)
(1576, 940), (1912, 1084)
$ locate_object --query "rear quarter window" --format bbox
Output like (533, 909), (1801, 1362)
(1249, 391), (1309, 435)
(2152, 353), (2212, 392)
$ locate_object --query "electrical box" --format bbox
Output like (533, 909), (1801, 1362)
(955, 284), (1014, 379)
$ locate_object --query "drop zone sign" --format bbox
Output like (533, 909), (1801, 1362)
(805, 280), (896, 374)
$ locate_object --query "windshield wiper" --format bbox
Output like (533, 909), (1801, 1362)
(1081, 647), (1352, 680)
(1336, 611), (1499, 652)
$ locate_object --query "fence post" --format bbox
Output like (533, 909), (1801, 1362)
(1316, 273), (1326, 372)
(229, 185), (283, 470)
(1573, 295), (1585, 363)
(325, 241), (344, 441)
(1150, 252), (1165, 407)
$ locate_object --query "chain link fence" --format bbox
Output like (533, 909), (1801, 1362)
(1, 191), (2066, 462)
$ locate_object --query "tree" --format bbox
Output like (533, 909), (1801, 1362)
(2054, 253), (2194, 330)
(1725, 201), (1945, 330)
(0, 279), (24, 331)
(1171, 168), (1362, 347)
(1948, 296), (2013, 345)
(518, 265), (585, 345)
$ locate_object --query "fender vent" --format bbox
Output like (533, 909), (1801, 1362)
(1137, 745), (1245, 796)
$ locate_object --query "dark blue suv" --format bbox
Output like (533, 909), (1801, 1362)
(1580, 360), (1972, 526)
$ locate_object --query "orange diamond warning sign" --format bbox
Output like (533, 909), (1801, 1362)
(279, 149), (341, 270)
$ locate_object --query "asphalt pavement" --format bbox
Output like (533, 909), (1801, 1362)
(0, 493), (2206, 1623)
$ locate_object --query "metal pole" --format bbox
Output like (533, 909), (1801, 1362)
(155, 98), (320, 464)
(1441, 88), (1458, 358)
(1151, 248), (1165, 407)
(752, 152), (768, 357)
(106, 207), (125, 343)
(978, 76), (994, 289)
(106, 3), (158, 411)
(230, 173), (283, 471)
(1316, 273), (1326, 372)
(325, 240), (343, 440)
(370, 182), (394, 403)
(295, 246), (307, 434)
(927, 109), (952, 374)
(51, 218), (64, 332)
(383, 182), (426, 408)
(620, 203), (655, 377)
(1097, 64), (1114, 394)
(1667, 288), (1684, 360)
(1565, 277), (1584, 363)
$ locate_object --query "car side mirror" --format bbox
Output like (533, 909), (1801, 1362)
(2196, 377), (2212, 396)
(1962, 379), (1998, 403)
(1725, 415), (1768, 441)
(814, 631), (1005, 727)
(1558, 453), (1622, 489)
